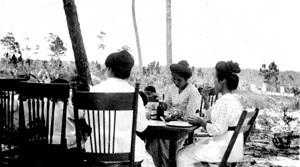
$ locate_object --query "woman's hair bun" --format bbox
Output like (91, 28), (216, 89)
(227, 61), (241, 74)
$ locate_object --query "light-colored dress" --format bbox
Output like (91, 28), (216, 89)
(176, 93), (244, 167)
(147, 83), (201, 167)
(49, 100), (85, 149)
(88, 77), (150, 163)
(165, 83), (201, 117)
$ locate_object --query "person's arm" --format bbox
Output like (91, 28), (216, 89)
(202, 94), (211, 110)
(136, 96), (149, 133)
(205, 102), (230, 136)
(203, 107), (213, 121)
(136, 96), (150, 141)
(187, 116), (207, 129)
(164, 92), (172, 110)
(188, 101), (231, 136)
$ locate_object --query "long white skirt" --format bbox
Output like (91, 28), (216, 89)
(176, 137), (243, 167)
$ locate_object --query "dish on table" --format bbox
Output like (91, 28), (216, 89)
(166, 121), (193, 127)
(148, 120), (166, 126)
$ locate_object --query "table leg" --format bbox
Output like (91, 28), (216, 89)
(187, 131), (194, 144)
(169, 138), (177, 167)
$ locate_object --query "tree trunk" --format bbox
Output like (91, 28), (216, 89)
(62, 0), (92, 85)
(132, 0), (144, 83)
(166, 0), (172, 68)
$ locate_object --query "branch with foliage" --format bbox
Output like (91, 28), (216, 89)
(0, 32), (22, 58)
(46, 33), (67, 59)
(259, 62), (280, 91)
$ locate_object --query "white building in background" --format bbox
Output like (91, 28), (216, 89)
(262, 83), (267, 93)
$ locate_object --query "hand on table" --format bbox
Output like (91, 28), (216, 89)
(187, 116), (206, 127)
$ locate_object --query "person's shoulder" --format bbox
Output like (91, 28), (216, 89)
(218, 93), (241, 107)
(170, 84), (177, 90)
(224, 93), (238, 100)
(90, 84), (101, 92)
(90, 80), (110, 92)
(187, 83), (197, 90)
(91, 78), (134, 92)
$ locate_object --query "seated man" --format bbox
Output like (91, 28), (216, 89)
(145, 85), (159, 102)
(139, 91), (148, 106)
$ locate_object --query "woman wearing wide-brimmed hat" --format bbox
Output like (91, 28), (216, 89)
(146, 60), (201, 167)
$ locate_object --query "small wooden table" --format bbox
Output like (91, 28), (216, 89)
(143, 120), (199, 167)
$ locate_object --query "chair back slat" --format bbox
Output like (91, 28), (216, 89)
(0, 78), (27, 160)
(243, 108), (259, 144)
(18, 81), (70, 165)
(73, 82), (140, 167)
(198, 94), (219, 116)
(219, 108), (259, 167)
(197, 87), (220, 117)
(113, 110), (117, 152)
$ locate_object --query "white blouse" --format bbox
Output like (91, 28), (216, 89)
(165, 83), (201, 117)
(204, 93), (244, 162)
(88, 78), (149, 162)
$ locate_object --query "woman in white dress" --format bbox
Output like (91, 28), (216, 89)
(176, 60), (243, 167)
(147, 60), (201, 167)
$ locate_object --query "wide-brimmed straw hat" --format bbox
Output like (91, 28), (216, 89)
(170, 60), (192, 79)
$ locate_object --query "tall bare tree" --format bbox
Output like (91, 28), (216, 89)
(166, 0), (172, 67)
(62, 0), (92, 85)
(132, 0), (143, 83)
(97, 31), (106, 64)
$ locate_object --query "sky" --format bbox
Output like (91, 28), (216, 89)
(0, 0), (299, 72)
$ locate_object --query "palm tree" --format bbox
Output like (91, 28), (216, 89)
(166, 0), (172, 68)
(97, 31), (106, 64)
(132, 0), (144, 83)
